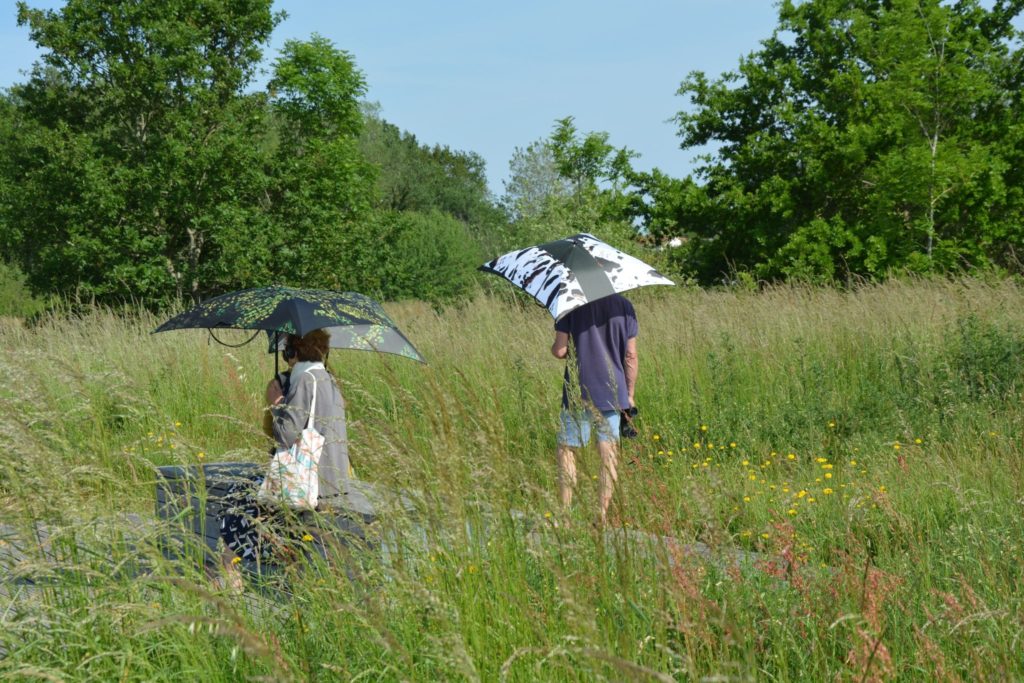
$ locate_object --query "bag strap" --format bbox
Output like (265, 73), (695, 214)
(303, 369), (318, 432)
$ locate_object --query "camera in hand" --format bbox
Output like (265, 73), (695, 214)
(620, 405), (639, 439)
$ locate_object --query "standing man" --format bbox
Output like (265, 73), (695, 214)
(551, 293), (639, 525)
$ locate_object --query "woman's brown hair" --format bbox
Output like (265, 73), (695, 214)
(290, 329), (330, 363)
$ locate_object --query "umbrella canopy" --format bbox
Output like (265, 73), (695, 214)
(479, 233), (674, 320)
(154, 286), (425, 363)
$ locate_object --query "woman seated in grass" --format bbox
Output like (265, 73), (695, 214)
(217, 329), (364, 585)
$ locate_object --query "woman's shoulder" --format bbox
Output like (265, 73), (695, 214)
(293, 366), (337, 390)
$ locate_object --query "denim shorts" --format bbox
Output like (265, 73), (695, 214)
(558, 408), (621, 447)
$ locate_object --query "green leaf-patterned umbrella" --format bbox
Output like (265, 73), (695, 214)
(154, 286), (425, 363)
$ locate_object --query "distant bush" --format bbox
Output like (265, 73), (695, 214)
(342, 209), (482, 304)
(950, 313), (1024, 398)
(0, 260), (47, 318)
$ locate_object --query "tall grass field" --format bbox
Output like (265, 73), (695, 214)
(1, 278), (1022, 681)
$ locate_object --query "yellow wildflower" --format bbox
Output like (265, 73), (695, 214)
(823, 488), (834, 495)
(302, 534), (314, 542)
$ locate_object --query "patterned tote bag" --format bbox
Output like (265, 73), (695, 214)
(257, 370), (324, 509)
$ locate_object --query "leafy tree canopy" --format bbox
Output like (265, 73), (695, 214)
(358, 103), (507, 255)
(0, 1), (381, 307)
(650, 0), (1024, 284)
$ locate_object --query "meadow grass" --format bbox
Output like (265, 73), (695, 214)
(0, 277), (1022, 681)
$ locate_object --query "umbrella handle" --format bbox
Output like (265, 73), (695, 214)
(207, 328), (262, 348)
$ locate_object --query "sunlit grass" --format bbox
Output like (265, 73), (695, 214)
(0, 277), (1022, 680)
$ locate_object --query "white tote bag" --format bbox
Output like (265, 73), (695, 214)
(257, 370), (324, 510)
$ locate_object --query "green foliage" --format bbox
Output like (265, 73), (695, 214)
(264, 36), (376, 290)
(340, 209), (482, 304)
(949, 312), (1024, 398)
(0, 260), (47, 318)
(653, 0), (1024, 284)
(500, 118), (654, 258)
(359, 104), (507, 256)
(0, 3), (387, 307)
(500, 139), (571, 223)
(270, 34), (365, 141)
(2, 0), (284, 305)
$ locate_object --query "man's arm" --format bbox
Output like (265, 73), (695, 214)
(551, 331), (570, 359)
(624, 336), (638, 406)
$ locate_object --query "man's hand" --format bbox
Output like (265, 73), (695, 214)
(551, 330), (570, 359)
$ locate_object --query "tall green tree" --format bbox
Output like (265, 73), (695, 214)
(264, 35), (376, 290)
(1, 0), (284, 304)
(511, 117), (644, 252)
(661, 0), (1024, 283)
(501, 138), (571, 224)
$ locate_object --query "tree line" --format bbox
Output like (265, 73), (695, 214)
(1, 0), (1022, 315)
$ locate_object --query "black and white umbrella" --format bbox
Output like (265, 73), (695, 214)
(479, 233), (674, 320)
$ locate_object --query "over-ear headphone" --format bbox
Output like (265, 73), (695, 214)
(282, 337), (298, 361)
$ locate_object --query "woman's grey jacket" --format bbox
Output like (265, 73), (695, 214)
(270, 364), (372, 515)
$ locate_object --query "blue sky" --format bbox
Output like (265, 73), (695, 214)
(1, 1), (782, 195)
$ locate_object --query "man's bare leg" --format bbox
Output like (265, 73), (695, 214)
(597, 439), (619, 525)
(556, 444), (578, 508)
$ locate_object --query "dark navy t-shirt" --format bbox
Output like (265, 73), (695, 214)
(555, 294), (638, 411)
